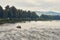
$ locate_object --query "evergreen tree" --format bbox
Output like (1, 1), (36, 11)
(4, 5), (10, 18)
(0, 6), (3, 18)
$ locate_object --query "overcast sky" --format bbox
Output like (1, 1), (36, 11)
(0, 0), (60, 12)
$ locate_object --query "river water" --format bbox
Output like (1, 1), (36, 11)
(0, 21), (60, 40)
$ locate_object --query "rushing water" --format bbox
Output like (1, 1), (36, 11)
(0, 21), (60, 40)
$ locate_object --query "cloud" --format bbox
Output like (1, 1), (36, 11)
(0, 0), (60, 11)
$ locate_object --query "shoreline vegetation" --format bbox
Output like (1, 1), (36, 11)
(0, 5), (60, 24)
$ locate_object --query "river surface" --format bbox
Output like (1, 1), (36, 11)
(0, 21), (60, 40)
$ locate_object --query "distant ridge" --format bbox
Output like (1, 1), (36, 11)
(35, 11), (60, 16)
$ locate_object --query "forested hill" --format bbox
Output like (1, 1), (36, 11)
(40, 14), (60, 20)
(0, 5), (39, 20)
(0, 5), (60, 24)
(36, 11), (60, 16)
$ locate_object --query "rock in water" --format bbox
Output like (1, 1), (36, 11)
(16, 25), (21, 29)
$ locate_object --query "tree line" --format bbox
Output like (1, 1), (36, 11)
(0, 5), (39, 19)
(40, 14), (60, 20)
(0, 5), (60, 24)
(0, 5), (39, 23)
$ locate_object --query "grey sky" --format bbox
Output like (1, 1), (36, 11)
(0, 0), (60, 12)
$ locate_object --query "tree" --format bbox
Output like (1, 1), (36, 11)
(9, 6), (17, 18)
(0, 6), (4, 18)
(4, 5), (10, 18)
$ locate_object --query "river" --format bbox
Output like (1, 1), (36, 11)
(0, 21), (60, 40)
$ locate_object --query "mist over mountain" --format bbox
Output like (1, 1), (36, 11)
(35, 11), (60, 16)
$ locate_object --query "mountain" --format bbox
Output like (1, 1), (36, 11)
(35, 11), (60, 16)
